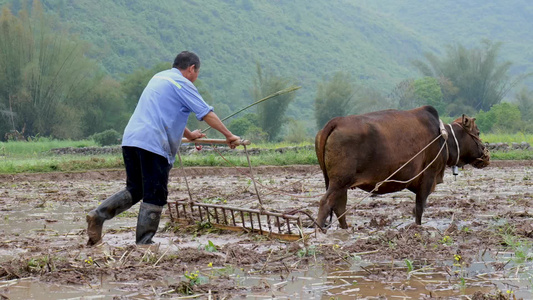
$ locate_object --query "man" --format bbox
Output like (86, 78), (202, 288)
(86, 51), (240, 246)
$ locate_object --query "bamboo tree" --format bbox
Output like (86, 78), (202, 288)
(314, 71), (355, 129)
(0, 6), (25, 136)
(412, 40), (529, 115)
(0, 0), (111, 139)
(252, 63), (296, 142)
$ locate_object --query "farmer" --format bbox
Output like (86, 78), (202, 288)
(86, 51), (240, 246)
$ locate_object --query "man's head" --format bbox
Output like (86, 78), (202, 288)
(173, 51), (200, 82)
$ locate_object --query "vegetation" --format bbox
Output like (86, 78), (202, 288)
(0, 0), (531, 143)
(410, 40), (528, 116)
(90, 129), (121, 146)
(252, 64), (296, 142)
(0, 135), (531, 174)
(476, 103), (523, 134)
(0, 3), (128, 140)
(481, 133), (533, 145)
(314, 71), (355, 129)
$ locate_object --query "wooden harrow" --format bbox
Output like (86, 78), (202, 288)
(167, 138), (318, 241)
(167, 200), (316, 241)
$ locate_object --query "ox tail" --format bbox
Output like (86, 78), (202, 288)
(315, 120), (337, 190)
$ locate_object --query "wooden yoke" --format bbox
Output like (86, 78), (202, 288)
(181, 138), (251, 146)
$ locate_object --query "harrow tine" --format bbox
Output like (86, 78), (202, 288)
(198, 204), (204, 222)
(231, 210), (236, 226)
(222, 208), (228, 225)
(168, 203), (175, 220)
(249, 213), (254, 231)
(257, 213), (263, 235)
(214, 207), (220, 224)
(267, 215), (272, 233)
(240, 211), (245, 229)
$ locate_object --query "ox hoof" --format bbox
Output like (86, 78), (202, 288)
(404, 222), (422, 230)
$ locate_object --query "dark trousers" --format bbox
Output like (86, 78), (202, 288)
(122, 146), (172, 207)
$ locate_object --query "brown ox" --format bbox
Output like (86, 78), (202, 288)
(315, 106), (490, 229)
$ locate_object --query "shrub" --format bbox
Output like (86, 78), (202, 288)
(476, 103), (522, 133)
(91, 129), (121, 146)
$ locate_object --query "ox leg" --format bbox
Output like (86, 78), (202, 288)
(414, 181), (433, 225)
(317, 187), (349, 229)
(332, 191), (349, 229)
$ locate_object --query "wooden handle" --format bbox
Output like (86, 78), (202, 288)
(181, 138), (251, 146)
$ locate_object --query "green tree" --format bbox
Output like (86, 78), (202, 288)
(476, 102), (522, 133)
(81, 76), (129, 136)
(412, 40), (526, 116)
(228, 113), (260, 136)
(389, 79), (415, 109)
(314, 71), (355, 129)
(515, 87), (533, 122)
(121, 62), (169, 113)
(0, 6), (25, 138)
(354, 86), (392, 114)
(412, 77), (444, 114)
(0, 1), (106, 139)
(284, 119), (310, 143)
(252, 64), (296, 142)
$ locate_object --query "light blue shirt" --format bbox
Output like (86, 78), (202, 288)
(122, 68), (213, 164)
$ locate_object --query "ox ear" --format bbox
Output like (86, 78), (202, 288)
(461, 114), (474, 130)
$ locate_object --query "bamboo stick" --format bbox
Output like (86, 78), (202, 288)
(181, 138), (251, 146)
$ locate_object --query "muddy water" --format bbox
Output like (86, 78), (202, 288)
(0, 163), (532, 299)
(4, 256), (529, 299)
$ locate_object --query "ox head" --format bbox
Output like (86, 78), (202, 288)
(453, 115), (490, 169)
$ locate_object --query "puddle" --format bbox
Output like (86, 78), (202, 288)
(238, 253), (533, 299)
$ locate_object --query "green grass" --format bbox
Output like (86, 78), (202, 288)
(490, 150), (533, 160)
(0, 139), (114, 173)
(0, 138), (530, 174)
(178, 146), (317, 168)
(480, 133), (533, 160)
(0, 155), (124, 173)
(0, 138), (98, 155)
(481, 133), (533, 144)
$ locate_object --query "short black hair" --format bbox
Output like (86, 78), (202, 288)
(172, 51), (200, 70)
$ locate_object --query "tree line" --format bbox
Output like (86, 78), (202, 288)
(1, 2), (532, 143)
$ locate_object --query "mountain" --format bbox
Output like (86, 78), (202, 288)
(2, 0), (531, 127)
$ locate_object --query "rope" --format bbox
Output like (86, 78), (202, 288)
(207, 145), (324, 215)
(243, 144), (264, 210)
(375, 135), (447, 188)
(177, 151), (195, 218)
(448, 123), (460, 166)
(208, 146), (324, 198)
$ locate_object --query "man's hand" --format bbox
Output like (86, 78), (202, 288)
(226, 134), (241, 149)
(185, 129), (206, 140)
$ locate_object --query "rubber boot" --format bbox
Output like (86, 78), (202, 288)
(135, 202), (163, 245)
(86, 189), (133, 246)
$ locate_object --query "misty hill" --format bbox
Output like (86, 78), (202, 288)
(2, 0), (532, 125)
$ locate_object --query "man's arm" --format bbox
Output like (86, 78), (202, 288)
(202, 111), (240, 148)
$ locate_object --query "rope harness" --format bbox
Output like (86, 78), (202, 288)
(449, 123), (460, 166)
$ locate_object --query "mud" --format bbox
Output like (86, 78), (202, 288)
(0, 161), (532, 299)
